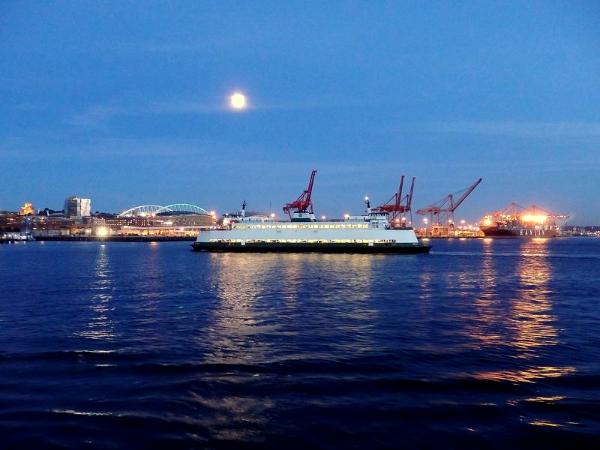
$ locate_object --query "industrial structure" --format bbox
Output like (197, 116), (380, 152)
(369, 175), (416, 227)
(416, 178), (482, 237)
(479, 203), (569, 237)
(283, 170), (317, 220)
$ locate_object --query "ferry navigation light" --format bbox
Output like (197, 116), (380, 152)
(229, 92), (248, 110)
(321, 215), (326, 220)
(270, 213), (276, 218)
(344, 213), (350, 220)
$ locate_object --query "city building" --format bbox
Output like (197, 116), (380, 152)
(64, 196), (91, 218)
(19, 202), (36, 216)
(23, 203), (216, 239)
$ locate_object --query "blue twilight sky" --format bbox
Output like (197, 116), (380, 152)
(1, 1), (599, 223)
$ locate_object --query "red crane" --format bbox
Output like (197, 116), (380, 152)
(372, 175), (416, 224)
(283, 170), (317, 218)
(416, 178), (482, 226)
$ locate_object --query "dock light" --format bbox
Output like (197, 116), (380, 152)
(210, 210), (216, 217)
(401, 216), (407, 222)
(460, 219), (466, 225)
(522, 214), (547, 224)
(95, 226), (109, 238)
(423, 218), (428, 224)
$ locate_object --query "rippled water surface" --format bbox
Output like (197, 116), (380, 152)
(1, 238), (600, 448)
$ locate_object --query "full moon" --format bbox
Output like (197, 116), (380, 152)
(229, 92), (247, 110)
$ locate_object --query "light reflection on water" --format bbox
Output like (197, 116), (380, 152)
(206, 253), (279, 364)
(1, 239), (599, 446)
(205, 254), (379, 363)
(473, 365), (576, 384)
(467, 246), (504, 347)
(77, 244), (115, 341)
(471, 239), (575, 386)
(512, 239), (558, 352)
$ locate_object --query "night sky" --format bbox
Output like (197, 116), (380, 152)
(1, 1), (599, 223)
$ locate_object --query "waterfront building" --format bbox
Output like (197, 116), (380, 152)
(0, 213), (23, 233)
(19, 202), (36, 216)
(28, 203), (216, 239)
(64, 196), (91, 218)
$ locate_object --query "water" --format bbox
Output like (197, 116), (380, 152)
(1, 238), (599, 448)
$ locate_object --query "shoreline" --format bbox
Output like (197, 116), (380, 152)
(30, 236), (196, 242)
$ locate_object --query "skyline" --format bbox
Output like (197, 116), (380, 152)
(1, 1), (600, 222)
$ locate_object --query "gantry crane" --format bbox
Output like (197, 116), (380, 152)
(283, 170), (317, 218)
(371, 175), (416, 225)
(416, 178), (482, 226)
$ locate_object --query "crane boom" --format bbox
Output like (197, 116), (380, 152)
(416, 178), (483, 225)
(406, 177), (416, 211)
(395, 176), (405, 212)
(371, 175), (416, 225)
(450, 178), (482, 211)
(283, 170), (317, 217)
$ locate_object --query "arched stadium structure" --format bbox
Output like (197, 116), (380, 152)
(118, 203), (211, 217)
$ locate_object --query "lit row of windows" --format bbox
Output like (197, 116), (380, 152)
(209, 239), (397, 244)
(232, 223), (370, 230)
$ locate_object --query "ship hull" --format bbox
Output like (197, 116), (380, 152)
(192, 241), (431, 254)
(480, 227), (559, 238)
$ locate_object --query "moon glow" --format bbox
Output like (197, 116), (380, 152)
(229, 92), (248, 110)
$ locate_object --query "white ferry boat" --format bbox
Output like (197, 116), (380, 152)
(192, 171), (431, 254)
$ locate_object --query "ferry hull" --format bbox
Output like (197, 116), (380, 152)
(192, 241), (431, 254)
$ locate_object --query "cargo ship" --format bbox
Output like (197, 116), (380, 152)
(479, 203), (569, 238)
(193, 171), (431, 254)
